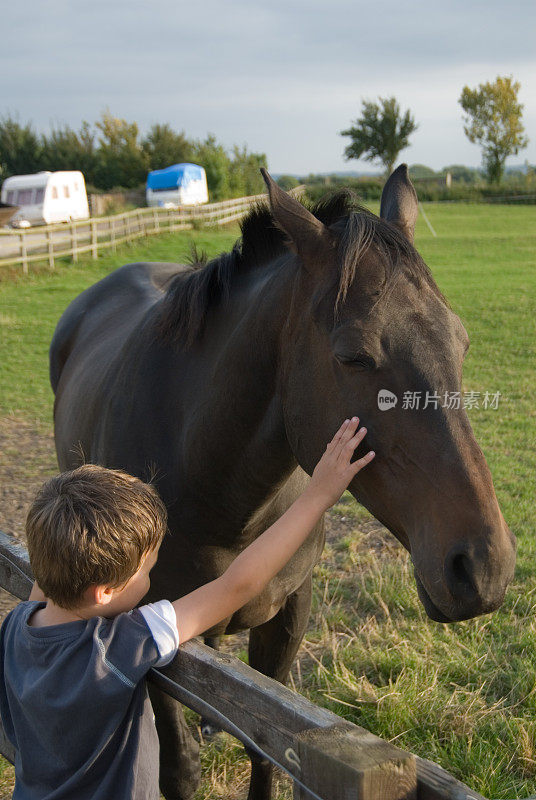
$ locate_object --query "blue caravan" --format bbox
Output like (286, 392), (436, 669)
(146, 163), (209, 207)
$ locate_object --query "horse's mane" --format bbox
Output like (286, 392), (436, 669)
(157, 190), (449, 344)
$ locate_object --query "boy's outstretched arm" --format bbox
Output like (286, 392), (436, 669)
(172, 417), (375, 644)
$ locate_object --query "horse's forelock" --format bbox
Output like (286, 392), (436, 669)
(333, 209), (451, 315)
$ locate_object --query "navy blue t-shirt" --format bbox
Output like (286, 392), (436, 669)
(0, 599), (179, 799)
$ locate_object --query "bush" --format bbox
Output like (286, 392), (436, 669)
(304, 175), (383, 204)
(304, 172), (536, 206)
(276, 175), (300, 191)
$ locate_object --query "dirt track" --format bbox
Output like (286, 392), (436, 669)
(0, 417), (57, 621)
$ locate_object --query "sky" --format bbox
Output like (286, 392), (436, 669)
(2, 0), (535, 175)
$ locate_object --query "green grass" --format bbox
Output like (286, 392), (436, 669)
(303, 202), (536, 799)
(1, 204), (535, 798)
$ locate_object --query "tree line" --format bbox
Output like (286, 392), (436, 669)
(341, 76), (529, 184)
(0, 111), (267, 201)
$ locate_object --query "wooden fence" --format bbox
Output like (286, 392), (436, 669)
(0, 187), (305, 274)
(0, 530), (493, 800)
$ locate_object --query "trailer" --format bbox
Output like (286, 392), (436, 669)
(0, 171), (90, 228)
(146, 163), (209, 207)
(0, 202), (18, 227)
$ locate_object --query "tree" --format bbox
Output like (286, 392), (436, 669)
(93, 110), (148, 189)
(276, 175), (300, 191)
(341, 97), (418, 176)
(458, 76), (529, 184)
(228, 145), (267, 197)
(0, 111), (270, 199)
(191, 134), (231, 201)
(0, 116), (44, 179)
(439, 164), (480, 184)
(41, 122), (97, 184)
(141, 124), (193, 170)
(409, 164), (436, 179)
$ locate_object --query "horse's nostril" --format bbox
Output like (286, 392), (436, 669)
(451, 552), (472, 583)
(446, 551), (477, 599)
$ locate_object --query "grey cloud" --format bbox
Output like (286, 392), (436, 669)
(1, 0), (534, 173)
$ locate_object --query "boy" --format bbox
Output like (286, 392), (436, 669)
(0, 417), (374, 799)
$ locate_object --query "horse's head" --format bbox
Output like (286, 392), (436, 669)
(262, 167), (516, 623)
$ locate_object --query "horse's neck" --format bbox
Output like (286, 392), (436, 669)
(184, 257), (300, 517)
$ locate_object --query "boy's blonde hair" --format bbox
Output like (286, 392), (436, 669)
(26, 464), (167, 609)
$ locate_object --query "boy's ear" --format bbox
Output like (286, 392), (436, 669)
(90, 584), (114, 606)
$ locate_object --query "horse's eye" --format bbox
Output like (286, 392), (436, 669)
(336, 353), (376, 371)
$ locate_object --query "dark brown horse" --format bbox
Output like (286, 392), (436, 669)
(50, 166), (516, 800)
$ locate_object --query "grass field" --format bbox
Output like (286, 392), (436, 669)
(0, 202), (535, 799)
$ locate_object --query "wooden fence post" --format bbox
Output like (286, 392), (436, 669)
(90, 219), (98, 259)
(71, 222), (78, 263)
(293, 724), (416, 800)
(139, 210), (147, 238)
(46, 229), (54, 269)
(19, 232), (28, 275)
(110, 217), (116, 252)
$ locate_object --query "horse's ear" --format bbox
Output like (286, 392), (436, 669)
(260, 168), (333, 265)
(380, 164), (418, 244)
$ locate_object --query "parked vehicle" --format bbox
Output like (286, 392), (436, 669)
(0, 171), (90, 227)
(146, 163), (209, 207)
(0, 202), (18, 227)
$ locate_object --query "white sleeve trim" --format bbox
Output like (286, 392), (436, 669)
(139, 600), (180, 666)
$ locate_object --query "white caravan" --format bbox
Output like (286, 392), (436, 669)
(0, 171), (90, 227)
(146, 163), (209, 207)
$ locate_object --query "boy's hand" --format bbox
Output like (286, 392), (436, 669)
(306, 417), (375, 510)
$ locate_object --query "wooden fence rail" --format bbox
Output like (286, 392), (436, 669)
(0, 188), (305, 274)
(0, 530), (493, 800)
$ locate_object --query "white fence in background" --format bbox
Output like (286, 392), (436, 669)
(0, 187), (305, 274)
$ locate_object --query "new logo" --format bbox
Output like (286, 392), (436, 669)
(377, 390), (398, 410)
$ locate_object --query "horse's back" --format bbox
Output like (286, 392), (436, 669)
(50, 261), (182, 392)
(51, 261), (185, 467)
